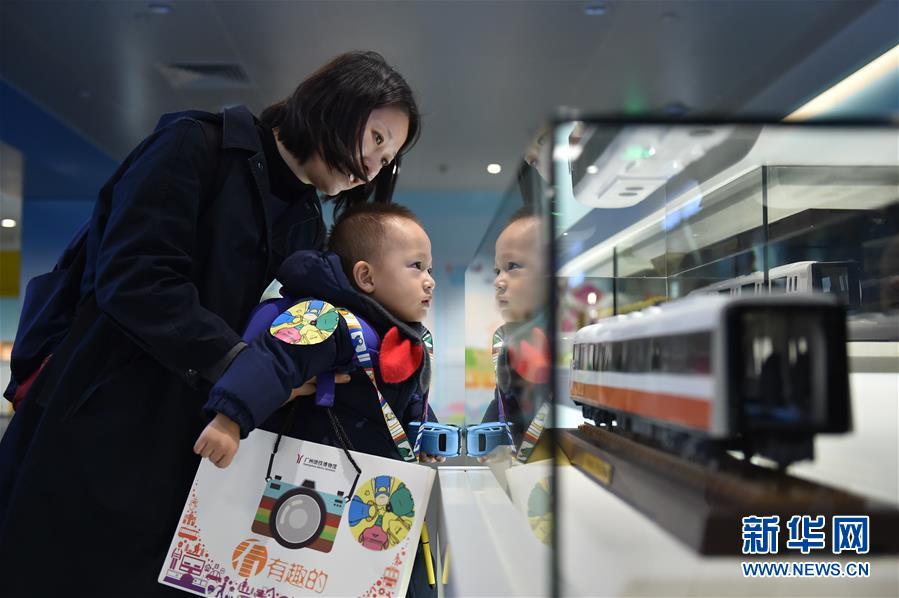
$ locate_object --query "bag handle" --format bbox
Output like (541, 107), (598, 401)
(264, 401), (362, 501)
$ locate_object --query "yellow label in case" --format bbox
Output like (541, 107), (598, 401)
(576, 452), (613, 486)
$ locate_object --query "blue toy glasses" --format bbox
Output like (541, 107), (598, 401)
(406, 421), (514, 458)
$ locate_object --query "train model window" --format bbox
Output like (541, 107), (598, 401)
(687, 333), (711, 374)
(601, 343), (612, 371)
(737, 310), (825, 430)
(812, 262), (861, 307)
(649, 340), (662, 371)
(771, 277), (787, 292)
(632, 338), (650, 372)
(582, 335), (712, 375)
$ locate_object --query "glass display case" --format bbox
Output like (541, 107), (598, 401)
(447, 119), (898, 597)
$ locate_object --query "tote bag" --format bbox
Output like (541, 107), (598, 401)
(159, 430), (435, 597)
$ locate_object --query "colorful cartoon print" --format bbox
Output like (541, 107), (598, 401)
(270, 300), (340, 345)
(348, 475), (415, 551)
(527, 476), (552, 545)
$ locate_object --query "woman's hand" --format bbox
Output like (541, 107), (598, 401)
(286, 373), (352, 403)
(193, 413), (241, 468)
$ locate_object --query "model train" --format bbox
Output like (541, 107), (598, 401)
(569, 294), (851, 467)
(690, 260), (861, 309)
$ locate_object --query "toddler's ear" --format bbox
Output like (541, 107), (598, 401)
(380, 327), (424, 383)
(352, 260), (376, 294)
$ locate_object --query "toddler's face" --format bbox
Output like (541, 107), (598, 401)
(494, 217), (546, 322)
(368, 218), (436, 323)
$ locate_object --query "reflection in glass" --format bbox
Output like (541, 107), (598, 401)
(551, 121), (898, 592)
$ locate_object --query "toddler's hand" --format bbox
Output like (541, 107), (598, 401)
(419, 453), (446, 464)
(194, 413), (240, 468)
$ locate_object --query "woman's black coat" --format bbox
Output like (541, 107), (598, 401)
(0, 105), (326, 596)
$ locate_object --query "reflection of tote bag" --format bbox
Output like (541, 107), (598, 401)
(159, 430), (435, 597)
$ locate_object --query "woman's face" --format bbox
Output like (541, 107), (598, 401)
(302, 106), (410, 196)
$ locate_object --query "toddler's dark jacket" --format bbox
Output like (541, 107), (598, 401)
(206, 250), (434, 459)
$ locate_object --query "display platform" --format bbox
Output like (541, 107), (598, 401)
(556, 462), (899, 597)
(559, 425), (899, 556)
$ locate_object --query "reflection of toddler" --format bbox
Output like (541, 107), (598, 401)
(482, 208), (550, 449)
(493, 209), (547, 323)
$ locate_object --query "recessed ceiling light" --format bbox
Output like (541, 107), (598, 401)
(662, 102), (689, 116)
(586, 165), (599, 174)
(1, 219), (16, 228)
(148, 3), (173, 15)
(487, 163), (502, 174)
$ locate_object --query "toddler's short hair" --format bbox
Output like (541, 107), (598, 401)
(328, 202), (421, 280)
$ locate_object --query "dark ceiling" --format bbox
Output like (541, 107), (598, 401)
(1, 0), (896, 193)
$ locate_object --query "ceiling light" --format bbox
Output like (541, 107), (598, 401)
(554, 143), (583, 161)
(586, 165), (599, 174)
(148, 3), (173, 15)
(487, 163), (502, 174)
(785, 43), (899, 121)
(1, 219), (16, 228)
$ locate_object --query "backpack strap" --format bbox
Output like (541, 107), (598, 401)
(516, 401), (550, 463)
(338, 308), (416, 463)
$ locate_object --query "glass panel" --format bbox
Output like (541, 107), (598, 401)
(546, 121), (898, 593)
(461, 152), (554, 595)
(766, 164), (898, 314)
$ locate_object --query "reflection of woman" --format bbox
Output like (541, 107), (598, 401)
(0, 51), (421, 596)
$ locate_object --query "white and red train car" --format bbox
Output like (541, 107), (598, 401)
(570, 294), (851, 466)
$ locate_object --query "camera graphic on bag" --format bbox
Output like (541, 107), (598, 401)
(251, 476), (347, 552)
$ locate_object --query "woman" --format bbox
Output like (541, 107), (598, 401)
(0, 51), (420, 596)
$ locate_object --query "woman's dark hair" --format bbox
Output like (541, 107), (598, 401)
(260, 51), (421, 215)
